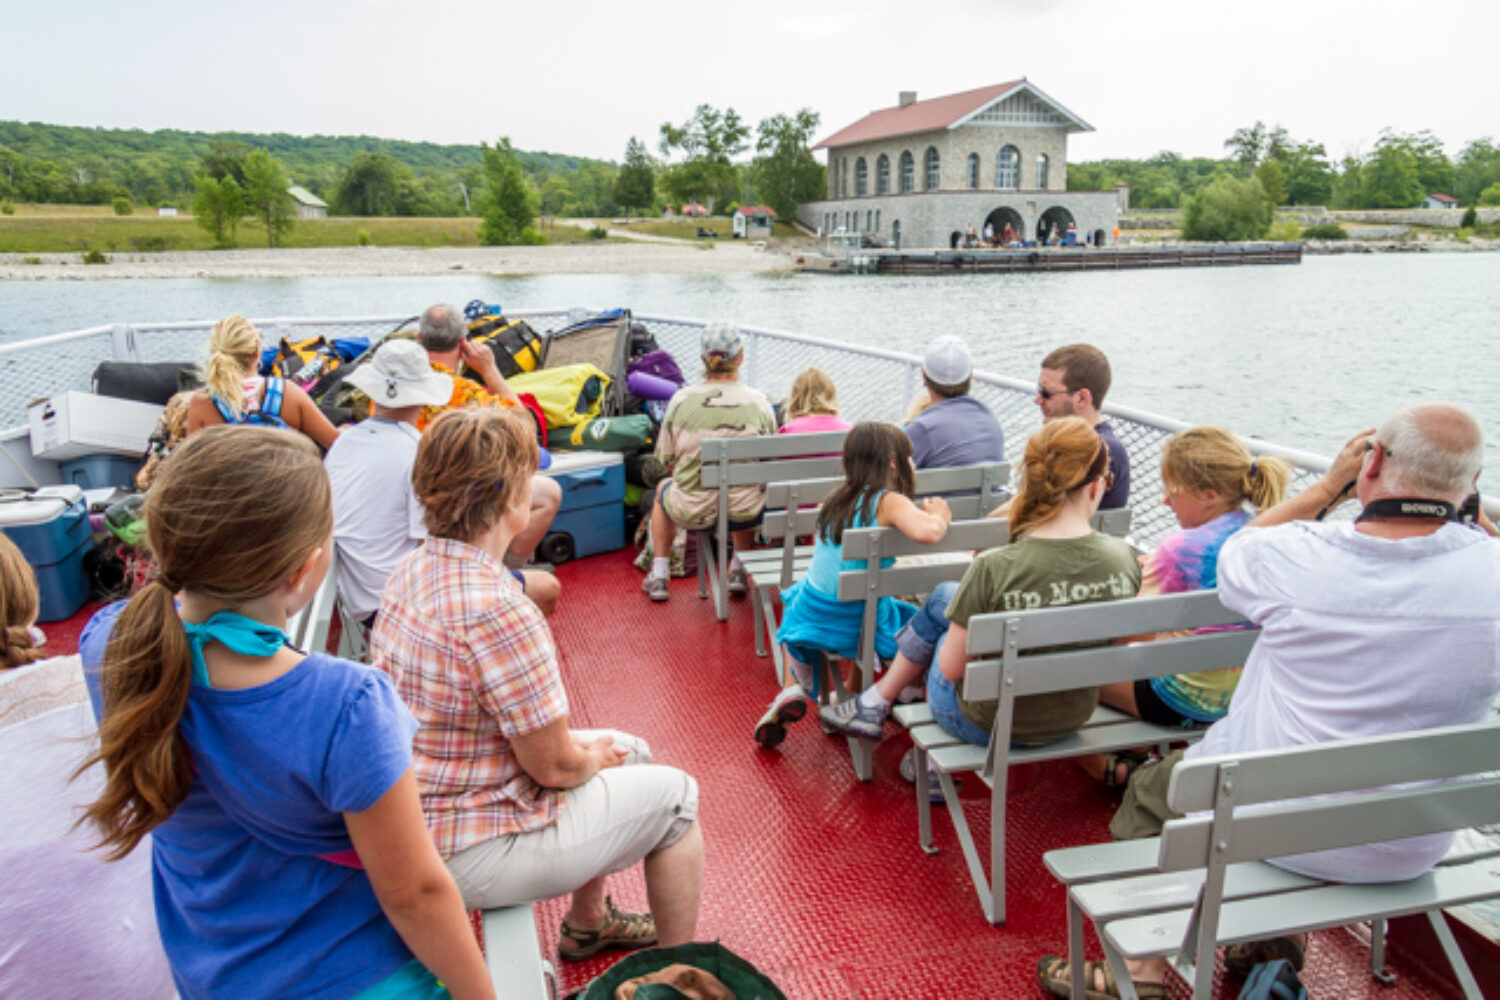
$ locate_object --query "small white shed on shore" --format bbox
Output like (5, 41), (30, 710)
(733, 205), (776, 239)
(288, 185), (329, 219)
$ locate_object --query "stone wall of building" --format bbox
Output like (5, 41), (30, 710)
(797, 189), (1120, 250)
(825, 123), (1070, 199)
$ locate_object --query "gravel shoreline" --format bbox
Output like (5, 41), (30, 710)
(0, 242), (798, 281)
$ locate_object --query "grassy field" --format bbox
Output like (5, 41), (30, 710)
(0, 206), (611, 253)
(611, 217), (801, 241)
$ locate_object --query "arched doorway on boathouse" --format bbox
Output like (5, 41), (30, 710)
(1036, 206), (1075, 244)
(983, 207), (1024, 244)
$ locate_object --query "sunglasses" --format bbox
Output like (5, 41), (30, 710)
(1037, 384), (1074, 400)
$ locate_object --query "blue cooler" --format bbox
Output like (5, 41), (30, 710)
(60, 453), (141, 489)
(0, 485), (92, 622)
(538, 451), (625, 564)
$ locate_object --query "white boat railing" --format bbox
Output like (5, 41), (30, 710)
(0, 308), (1344, 549)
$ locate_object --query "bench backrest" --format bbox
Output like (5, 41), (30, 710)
(698, 431), (848, 494)
(1161, 720), (1500, 873)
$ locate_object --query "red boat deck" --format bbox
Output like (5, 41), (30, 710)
(40, 552), (1491, 999)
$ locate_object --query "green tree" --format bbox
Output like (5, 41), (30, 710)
(749, 110), (824, 219)
(1479, 182), (1500, 206)
(1332, 155), (1364, 209)
(334, 151), (407, 216)
(1361, 142), (1424, 208)
(200, 140), (251, 186)
(1253, 159), (1288, 207)
(1375, 130), (1453, 196)
(192, 174), (244, 247)
(611, 137), (656, 215)
(658, 104), (749, 212)
(477, 137), (538, 245)
(1181, 175), (1272, 241)
(1223, 121), (1290, 174)
(242, 150), (296, 247)
(1274, 141), (1334, 206)
(1454, 138), (1500, 205)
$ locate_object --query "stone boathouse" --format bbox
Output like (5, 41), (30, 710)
(798, 80), (1126, 249)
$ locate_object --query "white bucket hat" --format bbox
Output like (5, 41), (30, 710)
(346, 339), (453, 408)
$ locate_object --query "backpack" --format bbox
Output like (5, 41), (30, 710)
(261, 335), (369, 393)
(466, 315), (545, 380)
(1236, 959), (1307, 1000)
(545, 414), (654, 453)
(211, 377), (288, 428)
(508, 363), (612, 430)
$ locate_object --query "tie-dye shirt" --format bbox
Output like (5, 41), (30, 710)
(1142, 508), (1250, 722)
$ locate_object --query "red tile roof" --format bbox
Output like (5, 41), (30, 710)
(735, 205), (777, 217)
(814, 81), (1026, 150)
(1428, 193), (1458, 205)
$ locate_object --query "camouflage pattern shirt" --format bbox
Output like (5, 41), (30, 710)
(656, 380), (776, 530)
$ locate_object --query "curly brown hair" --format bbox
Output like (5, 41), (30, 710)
(1009, 416), (1110, 537)
(413, 406), (539, 541)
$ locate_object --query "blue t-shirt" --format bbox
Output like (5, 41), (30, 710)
(80, 602), (419, 1000)
(1096, 420), (1131, 510)
(905, 395), (1005, 470)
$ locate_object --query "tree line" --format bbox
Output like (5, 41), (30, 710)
(1069, 121), (1500, 211)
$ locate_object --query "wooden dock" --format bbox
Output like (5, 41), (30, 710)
(870, 242), (1302, 274)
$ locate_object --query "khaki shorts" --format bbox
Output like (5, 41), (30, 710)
(445, 731), (699, 910)
(1108, 747), (1186, 842)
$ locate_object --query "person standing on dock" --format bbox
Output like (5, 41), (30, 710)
(1035, 344), (1131, 508)
(905, 335), (1005, 471)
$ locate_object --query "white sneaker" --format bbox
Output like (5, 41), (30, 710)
(754, 686), (809, 747)
(642, 574), (669, 602)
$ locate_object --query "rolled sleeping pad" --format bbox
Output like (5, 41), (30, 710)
(626, 370), (679, 401)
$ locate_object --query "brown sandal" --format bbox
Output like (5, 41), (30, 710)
(1037, 955), (1167, 1000)
(558, 896), (657, 961)
(1103, 750), (1152, 790)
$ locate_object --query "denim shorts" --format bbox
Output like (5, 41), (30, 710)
(924, 632), (991, 747)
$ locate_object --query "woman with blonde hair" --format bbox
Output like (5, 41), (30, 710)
(823, 418), (1141, 779)
(186, 315), (340, 449)
(1094, 427), (1291, 760)
(79, 426), (491, 998)
(779, 367), (852, 435)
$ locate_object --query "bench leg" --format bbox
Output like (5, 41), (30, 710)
(752, 587), (767, 657)
(1425, 910), (1484, 999)
(915, 744), (938, 855)
(1102, 941), (1146, 1000)
(938, 769), (994, 923)
(1369, 917), (1396, 984)
(1067, 892), (1088, 1000)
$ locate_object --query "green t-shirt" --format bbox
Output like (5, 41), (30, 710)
(945, 532), (1142, 744)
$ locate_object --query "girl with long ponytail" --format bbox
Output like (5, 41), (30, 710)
(79, 425), (492, 1000)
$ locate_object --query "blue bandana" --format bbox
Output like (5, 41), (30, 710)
(182, 612), (289, 687)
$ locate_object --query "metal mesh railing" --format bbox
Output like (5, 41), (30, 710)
(3, 308), (1335, 550)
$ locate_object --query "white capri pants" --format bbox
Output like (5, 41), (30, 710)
(445, 730), (699, 910)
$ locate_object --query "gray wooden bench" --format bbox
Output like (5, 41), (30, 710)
(481, 904), (556, 999)
(738, 461), (1011, 685)
(1044, 720), (1500, 999)
(829, 513), (1014, 780)
(894, 584), (1250, 925)
(696, 431), (848, 621)
(286, 549), (369, 662)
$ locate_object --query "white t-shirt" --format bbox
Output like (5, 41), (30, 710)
(1192, 519), (1500, 881)
(325, 417), (426, 619)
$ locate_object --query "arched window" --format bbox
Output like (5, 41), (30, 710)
(899, 151), (914, 193)
(876, 154), (890, 195)
(855, 157), (868, 197)
(1036, 152), (1050, 189)
(966, 153), (980, 189)
(923, 147), (940, 190)
(996, 145), (1019, 189)
(841, 159), (849, 199)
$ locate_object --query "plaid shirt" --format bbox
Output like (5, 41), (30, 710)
(372, 537), (568, 857)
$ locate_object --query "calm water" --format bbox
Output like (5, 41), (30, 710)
(3, 252), (1499, 475)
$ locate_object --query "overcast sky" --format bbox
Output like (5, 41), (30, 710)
(3, 0), (1496, 166)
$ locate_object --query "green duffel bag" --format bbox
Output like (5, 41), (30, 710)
(546, 413), (654, 452)
(570, 941), (785, 1000)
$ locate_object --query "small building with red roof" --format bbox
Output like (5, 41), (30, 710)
(681, 203), (709, 217)
(1423, 193), (1459, 210)
(732, 205), (777, 239)
(798, 80), (1123, 250)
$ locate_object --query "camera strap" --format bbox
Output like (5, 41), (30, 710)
(1355, 497), (1458, 523)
